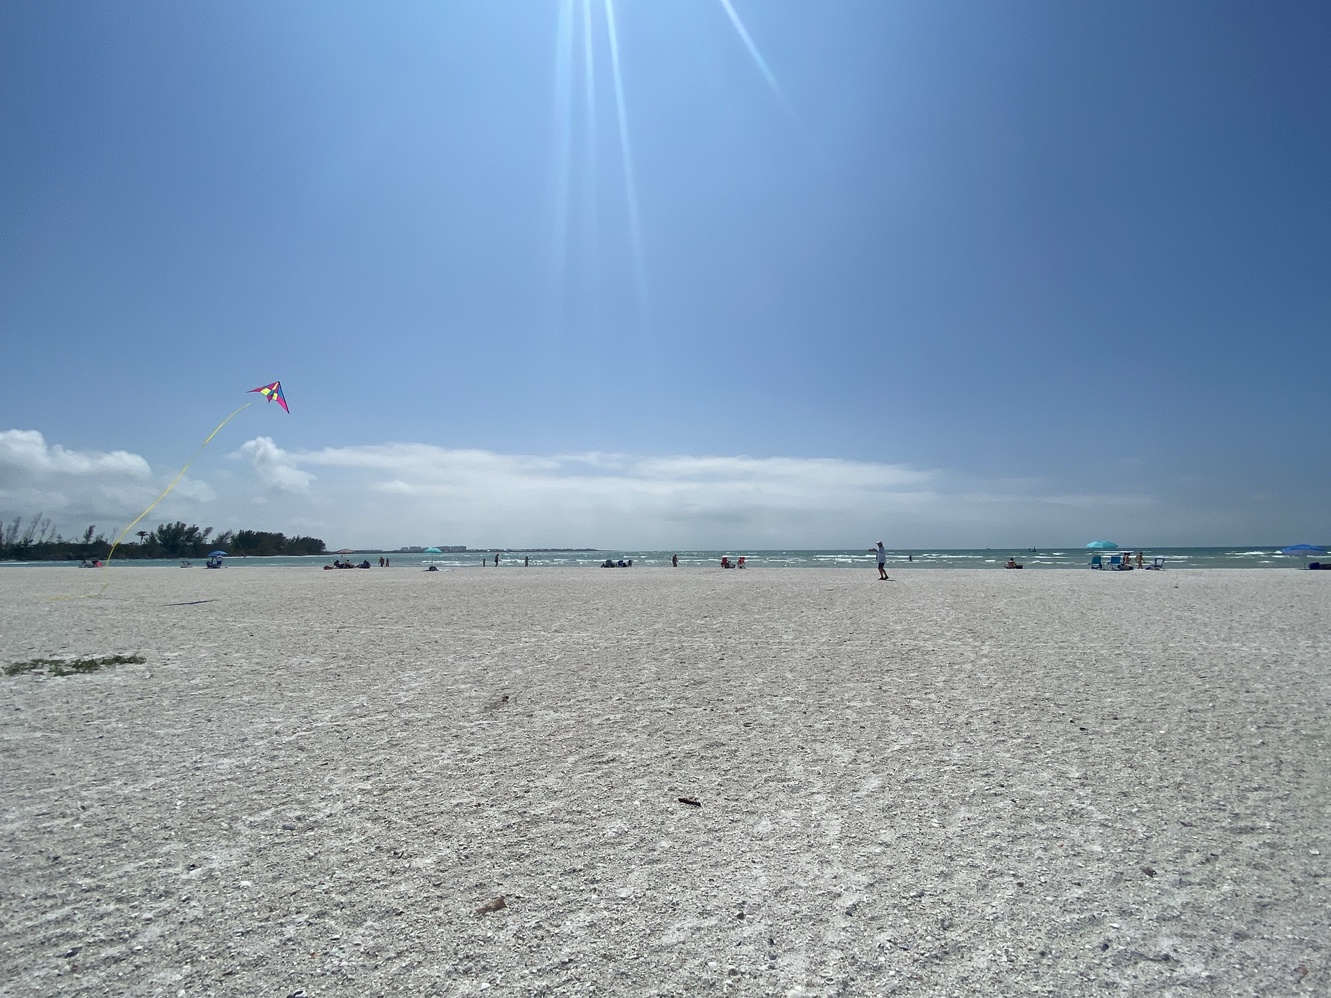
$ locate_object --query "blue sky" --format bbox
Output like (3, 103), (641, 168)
(2, 1), (1328, 550)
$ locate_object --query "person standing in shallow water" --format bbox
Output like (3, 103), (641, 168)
(871, 541), (888, 580)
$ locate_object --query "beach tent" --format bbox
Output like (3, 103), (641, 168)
(1085, 540), (1118, 550)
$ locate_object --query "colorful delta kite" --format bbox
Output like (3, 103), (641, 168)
(66, 378), (292, 601)
(249, 381), (290, 413)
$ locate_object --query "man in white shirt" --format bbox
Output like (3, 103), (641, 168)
(872, 541), (888, 580)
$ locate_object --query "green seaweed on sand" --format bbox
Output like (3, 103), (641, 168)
(4, 653), (146, 677)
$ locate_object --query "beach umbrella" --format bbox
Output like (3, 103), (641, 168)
(1279, 544), (1327, 555)
(208, 550), (227, 557)
(424, 547), (442, 553)
(1085, 540), (1118, 550)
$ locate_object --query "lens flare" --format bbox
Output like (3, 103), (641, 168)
(602, 0), (649, 331)
(550, 1), (803, 344)
(716, 0), (804, 128)
(550, 0), (574, 326)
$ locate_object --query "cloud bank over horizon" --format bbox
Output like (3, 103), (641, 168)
(2, 426), (1295, 551)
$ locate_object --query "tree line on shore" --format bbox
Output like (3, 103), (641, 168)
(0, 514), (325, 561)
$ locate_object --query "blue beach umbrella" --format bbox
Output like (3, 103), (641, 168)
(208, 550), (227, 557)
(1085, 540), (1118, 550)
(1279, 544), (1327, 555)
(424, 547), (442, 553)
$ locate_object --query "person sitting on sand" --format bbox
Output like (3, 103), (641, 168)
(1007, 557), (1018, 568)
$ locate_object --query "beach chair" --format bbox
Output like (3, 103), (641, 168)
(1108, 554), (1121, 569)
(1148, 557), (1165, 570)
(1089, 554), (1103, 569)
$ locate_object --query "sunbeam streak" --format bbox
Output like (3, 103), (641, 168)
(549, 0), (575, 331)
(581, 0), (597, 225)
(716, 0), (804, 129)
(716, 0), (779, 93)
(557, 1), (806, 344)
(580, 0), (600, 323)
(602, 0), (649, 332)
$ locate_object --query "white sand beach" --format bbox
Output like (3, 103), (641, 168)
(1, 566), (1327, 996)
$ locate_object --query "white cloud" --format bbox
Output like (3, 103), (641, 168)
(236, 436), (315, 495)
(213, 440), (1012, 547)
(7, 427), (1296, 549)
(0, 430), (213, 540)
(0, 429), (150, 478)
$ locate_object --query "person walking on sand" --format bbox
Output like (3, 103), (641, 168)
(871, 541), (888, 580)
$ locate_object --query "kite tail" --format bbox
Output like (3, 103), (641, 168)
(62, 401), (254, 600)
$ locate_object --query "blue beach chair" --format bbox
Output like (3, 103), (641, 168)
(1090, 554), (1103, 569)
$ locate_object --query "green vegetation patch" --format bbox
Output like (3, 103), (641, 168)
(4, 653), (146, 677)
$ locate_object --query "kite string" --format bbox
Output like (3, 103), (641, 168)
(60, 401), (254, 600)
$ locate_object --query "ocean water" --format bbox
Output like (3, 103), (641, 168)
(6, 547), (1324, 571)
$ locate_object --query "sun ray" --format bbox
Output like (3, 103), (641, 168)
(549, 0), (575, 333)
(580, 0), (600, 321)
(581, 0), (597, 220)
(715, 0), (804, 128)
(602, 0), (649, 331)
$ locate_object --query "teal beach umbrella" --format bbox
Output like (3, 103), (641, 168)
(1085, 540), (1118, 550)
